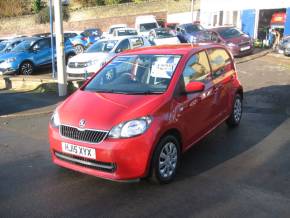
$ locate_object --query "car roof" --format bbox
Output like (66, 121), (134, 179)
(109, 24), (127, 28)
(209, 26), (236, 31)
(100, 35), (143, 41)
(115, 28), (137, 31)
(120, 43), (224, 56)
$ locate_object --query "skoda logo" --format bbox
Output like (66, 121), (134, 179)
(79, 119), (86, 128)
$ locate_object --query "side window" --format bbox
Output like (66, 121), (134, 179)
(182, 51), (211, 86)
(130, 37), (144, 49)
(38, 39), (50, 49)
(208, 48), (232, 78)
(115, 39), (130, 53)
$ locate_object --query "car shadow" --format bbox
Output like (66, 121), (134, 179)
(175, 84), (290, 181)
(0, 90), (66, 116)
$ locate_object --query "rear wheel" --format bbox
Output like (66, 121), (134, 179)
(150, 135), (180, 184)
(226, 94), (243, 127)
(19, 62), (34, 75)
(74, 44), (84, 54)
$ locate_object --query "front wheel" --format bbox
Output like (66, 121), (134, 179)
(19, 62), (34, 75)
(74, 44), (84, 54)
(150, 135), (180, 184)
(226, 94), (243, 127)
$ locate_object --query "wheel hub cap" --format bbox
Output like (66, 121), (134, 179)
(159, 142), (178, 178)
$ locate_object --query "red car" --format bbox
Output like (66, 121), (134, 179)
(204, 27), (254, 57)
(49, 44), (243, 184)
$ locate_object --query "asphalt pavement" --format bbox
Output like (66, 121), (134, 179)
(0, 54), (290, 217)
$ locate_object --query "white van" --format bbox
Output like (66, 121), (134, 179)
(135, 15), (159, 38)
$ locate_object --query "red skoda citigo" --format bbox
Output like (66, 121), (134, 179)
(49, 44), (243, 184)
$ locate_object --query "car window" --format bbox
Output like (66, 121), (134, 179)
(86, 40), (118, 53)
(129, 37), (144, 49)
(37, 39), (50, 49)
(115, 39), (130, 53)
(207, 48), (232, 78)
(182, 51), (211, 86)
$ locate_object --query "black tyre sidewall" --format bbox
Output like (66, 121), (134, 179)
(152, 135), (180, 184)
(227, 94), (243, 127)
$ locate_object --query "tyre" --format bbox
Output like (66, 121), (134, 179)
(74, 44), (84, 54)
(19, 61), (34, 75)
(66, 53), (75, 64)
(150, 135), (180, 184)
(226, 94), (243, 127)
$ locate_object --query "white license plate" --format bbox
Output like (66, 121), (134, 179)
(61, 142), (96, 159)
(240, 46), (251, 51)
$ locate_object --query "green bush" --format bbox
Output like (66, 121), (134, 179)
(35, 6), (70, 24)
(33, 0), (42, 13)
(0, 0), (27, 17)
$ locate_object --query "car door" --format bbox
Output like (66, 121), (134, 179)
(207, 48), (235, 123)
(32, 39), (51, 66)
(173, 51), (216, 148)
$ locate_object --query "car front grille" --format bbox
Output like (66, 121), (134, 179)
(239, 41), (251, 47)
(68, 62), (87, 68)
(60, 125), (108, 144)
(54, 151), (116, 173)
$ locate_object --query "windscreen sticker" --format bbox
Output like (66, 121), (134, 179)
(151, 62), (177, 79)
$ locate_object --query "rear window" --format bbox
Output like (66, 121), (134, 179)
(208, 48), (232, 77)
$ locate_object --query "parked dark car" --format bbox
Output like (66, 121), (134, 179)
(175, 23), (205, 43)
(279, 36), (290, 56)
(0, 37), (76, 75)
(206, 27), (254, 57)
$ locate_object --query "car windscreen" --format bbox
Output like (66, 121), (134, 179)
(184, 24), (204, 33)
(155, 29), (175, 38)
(217, 28), (244, 39)
(0, 41), (8, 52)
(117, 29), (138, 36)
(85, 40), (118, 53)
(11, 39), (37, 52)
(84, 54), (182, 94)
(140, 23), (158, 32)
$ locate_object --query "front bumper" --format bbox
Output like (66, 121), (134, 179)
(228, 45), (254, 57)
(0, 62), (18, 75)
(66, 65), (99, 80)
(49, 124), (156, 181)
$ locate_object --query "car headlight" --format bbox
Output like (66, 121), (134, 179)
(5, 58), (16, 63)
(108, 116), (152, 138)
(50, 111), (61, 128)
(86, 59), (100, 67)
(227, 42), (236, 47)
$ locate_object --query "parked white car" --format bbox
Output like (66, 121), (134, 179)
(102, 24), (127, 39)
(148, 28), (180, 45)
(66, 36), (151, 79)
(135, 15), (159, 38)
(112, 28), (138, 37)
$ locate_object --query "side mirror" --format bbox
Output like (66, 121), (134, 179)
(185, 81), (205, 93)
(32, 45), (40, 51)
